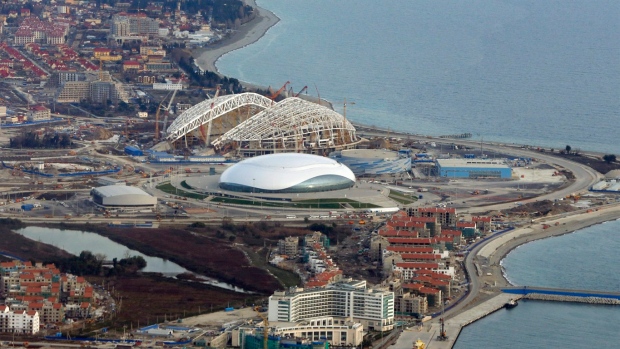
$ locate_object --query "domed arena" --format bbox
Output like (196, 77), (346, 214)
(219, 153), (356, 193)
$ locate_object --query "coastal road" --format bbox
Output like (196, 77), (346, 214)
(355, 126), (603, 213)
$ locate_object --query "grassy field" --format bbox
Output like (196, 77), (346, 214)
(388, 190), (418, 205)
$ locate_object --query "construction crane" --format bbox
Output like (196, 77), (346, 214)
(154, 89), (178, 142)
(294, 86), (308, 97)
(204, 85), (221, 146)
(269, 81), (290, 101)
(253, 306), (269, 349)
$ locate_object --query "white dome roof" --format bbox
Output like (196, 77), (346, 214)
(219, 153), (355, 193)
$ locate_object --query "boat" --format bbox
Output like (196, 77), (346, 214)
(504, 299), (518, 309)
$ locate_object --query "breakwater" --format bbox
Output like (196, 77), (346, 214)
(438, 133), (472, 139)
(501, 286), (620, 303)
(523, 293), (620, 305)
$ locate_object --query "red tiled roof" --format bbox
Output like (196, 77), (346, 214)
(387, 238), (434, 244)
(400, 253), (441, 260)
(419, 287), (441, 294)
(441, 229), (462, 236)
(379, 229), (419, 237)
(386, 246), (434, 253)
(402, 283), (423, 291)
(395, 262), (439, 269)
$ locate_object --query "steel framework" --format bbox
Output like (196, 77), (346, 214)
(165, 92), (273, 144)
(212, 97), (357, 151)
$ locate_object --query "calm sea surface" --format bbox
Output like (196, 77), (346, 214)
(454, 220), (620, 348)
(217, 0), (620, 154)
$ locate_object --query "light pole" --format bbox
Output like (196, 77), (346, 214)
(252, 178), (255, 205)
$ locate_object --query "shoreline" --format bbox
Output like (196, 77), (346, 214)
(193, 0), (279, 77)
(490, 204), (620, 286)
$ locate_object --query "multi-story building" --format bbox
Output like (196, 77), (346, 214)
(408, 207), (457, 227)
(111, 17), (130, 36)
(55, 81), (90, 102)
(13, 17), (69, 46)
(0, 260), (95, 325)
(268, 280), (394, 331)
(27, 105), (51, 122)
(54, 71), (127, 104)
(0, 306), (39, 334)
(111, 14), (159, 36)
(278, 236), (299, 257)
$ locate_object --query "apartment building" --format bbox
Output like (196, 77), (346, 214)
(278, 236), (299, 257)
(0, 305), (39, 334)
(268, 280), (394, 331)
(408, 207), (457, 227)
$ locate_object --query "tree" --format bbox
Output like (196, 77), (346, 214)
(603, 154), (617, 163)
(565, 145), (572, 154)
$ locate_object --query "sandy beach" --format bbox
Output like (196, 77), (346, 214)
(193, 0), (279, 75)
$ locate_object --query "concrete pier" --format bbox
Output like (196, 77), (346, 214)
(391, 293), (519, 349)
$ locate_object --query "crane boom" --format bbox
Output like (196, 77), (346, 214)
(294, 86), (308, 97)
(161, 89), (178, 138)
(154, 90), (173, 142)
(205, 85), (221, 146)
(269, 81), (290, 100)
(253, 306), (268, 349)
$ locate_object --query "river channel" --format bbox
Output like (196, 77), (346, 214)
(15, 226), (250, 293)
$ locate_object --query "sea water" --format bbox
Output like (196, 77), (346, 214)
(453, 220), (620, 348)
(216, 0), (620, 154)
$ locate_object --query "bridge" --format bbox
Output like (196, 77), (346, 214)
(501, 286), (620, 303)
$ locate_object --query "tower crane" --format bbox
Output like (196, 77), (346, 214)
(154, 89), (178, 142)
(269, 81), (290, 101)
(253, 306), (269, 349)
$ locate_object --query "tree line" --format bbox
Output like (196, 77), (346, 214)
(10, 132), (72, 149)
(176, 54), (243, 93)
(50, 250), (147, 277)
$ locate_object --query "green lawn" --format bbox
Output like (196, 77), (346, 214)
(388, 190), (418, 205)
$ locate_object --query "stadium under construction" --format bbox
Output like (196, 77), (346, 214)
(164, 93), (361, 157)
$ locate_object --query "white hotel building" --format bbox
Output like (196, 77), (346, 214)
(0, 305), (40, 334)
(268, 280), (394, 331)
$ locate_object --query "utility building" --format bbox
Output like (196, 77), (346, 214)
(435, 159), (511, 179)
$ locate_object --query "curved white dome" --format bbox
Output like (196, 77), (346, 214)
(219, 153), (356, 193)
